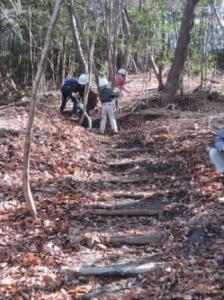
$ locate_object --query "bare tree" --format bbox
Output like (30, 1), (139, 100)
(23, 0), (63, 217)
(213, 3), (224, 32)
(69, 3), (100, 93)
(148, 51), (164, 91)
(78, 26), (98, 127)
(161, 0), (199, 105)
(68, 0), (88, 73)
(100, 0), (122, 85)
(122, 6), (132, 69)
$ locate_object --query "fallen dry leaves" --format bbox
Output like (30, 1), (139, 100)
(0, 75), (223, 299)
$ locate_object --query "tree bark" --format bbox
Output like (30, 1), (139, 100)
(22, 0), (63, 217)
(161, 0), (199, 105)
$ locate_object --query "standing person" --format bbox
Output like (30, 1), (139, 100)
(209, 127), (224, 173)
(98, 78), (119, 134)
(115, 68), (130, 95)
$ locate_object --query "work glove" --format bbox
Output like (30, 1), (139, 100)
(78, 102), (84, 110)
(93, 106), (101, 117)
(71, 92), (79, 98)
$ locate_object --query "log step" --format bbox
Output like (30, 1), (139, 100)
(106, 159), (139, 167)
(108, 232), (165, 246)
(86, 208), (160, 217)
(113, 191), (147, 199)
(107, 176), (151, 184)
(63, 261), (162, 278)
(115, 147), (150, 154)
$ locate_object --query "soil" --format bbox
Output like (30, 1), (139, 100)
(0, 73), (224, 299)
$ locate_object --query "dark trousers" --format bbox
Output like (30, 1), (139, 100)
(60, 86), (78, 114)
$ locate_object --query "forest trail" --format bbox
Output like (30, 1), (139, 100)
(0, 74), (224, 299)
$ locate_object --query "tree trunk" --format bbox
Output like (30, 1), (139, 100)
(100, 0), (113, 82)
(112, 0), (122, 86)
(100, 0), (122, 85)
(22, 0), (63, 218)
(29, 5), (34, 83)
(213, 4), (224, 32)
(62, 35), (67, 83)
(161, 0), (199, 106)
(149, 52), (163, 90)
(122, 7), (132, 69)
(70, 5), (100, 93)
(78, 36), (95, 127)
(68, 0), (88, 73)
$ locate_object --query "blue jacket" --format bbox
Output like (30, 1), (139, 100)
(215, 127), (224, 152)
(63, 79), (78, 88)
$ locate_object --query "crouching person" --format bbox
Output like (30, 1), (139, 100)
(209, 127), (224, 173)
(60, 74), (91, 120)
(60, 78), (79, 116)
(99, 78), (119, 134)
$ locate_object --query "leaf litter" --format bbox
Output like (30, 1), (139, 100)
(0, 74), (223, 299)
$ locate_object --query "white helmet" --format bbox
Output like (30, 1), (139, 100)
(78, 74), (88, 85)
(99, 78), (109, 87)
(118, 68), (126, 75)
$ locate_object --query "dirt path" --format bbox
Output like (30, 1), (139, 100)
(64, 110), (223, 299)
(0, 74), (223, 299)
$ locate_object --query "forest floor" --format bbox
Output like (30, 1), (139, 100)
(0, 73), (224, 299)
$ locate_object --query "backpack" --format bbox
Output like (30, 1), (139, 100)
(86, 91), (98, 112)
(112, 87), (120, 98)
(215, 127), (224, 152)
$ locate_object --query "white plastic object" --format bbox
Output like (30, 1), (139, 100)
(78, 74), (88, 85)
(79, 103), (84, 110)
(99, 78), (109, 87)
(118, 68), (126, 75)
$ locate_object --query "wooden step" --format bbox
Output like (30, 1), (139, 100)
(107, 175), (151, 184)
(63, 261), (162, 278)
(86, 208), (160, 217)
